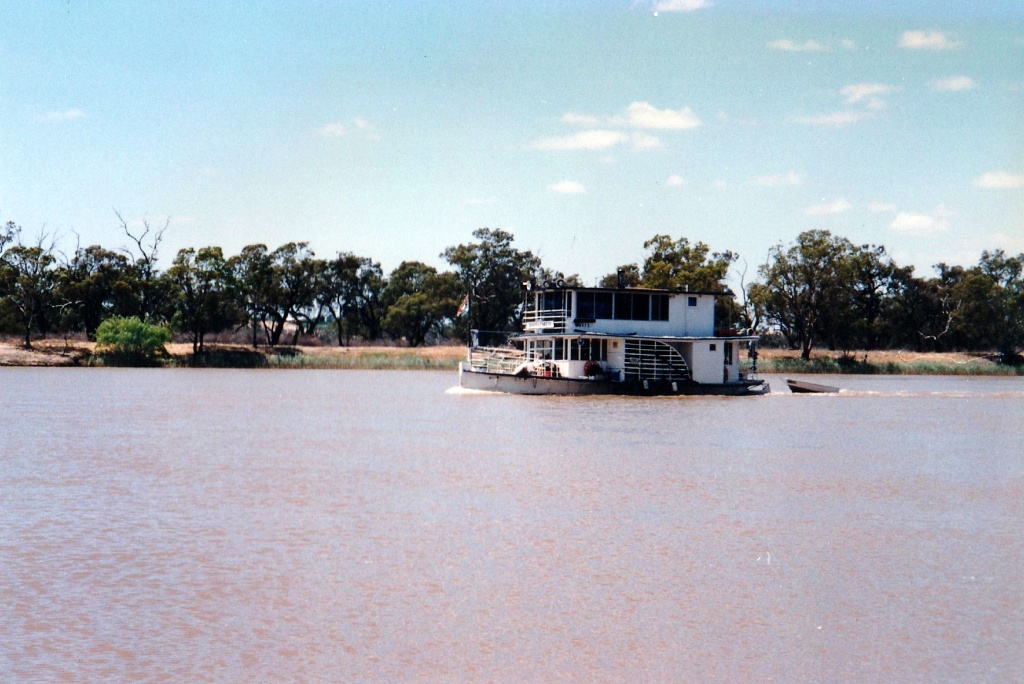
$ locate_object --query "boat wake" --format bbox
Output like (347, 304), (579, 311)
(445, 385), (501, 395)
(792, 389), (1024, 399)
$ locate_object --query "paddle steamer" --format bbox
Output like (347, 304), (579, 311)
(459, 280), (767, 395)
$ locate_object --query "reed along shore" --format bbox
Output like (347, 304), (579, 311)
(1, 339), (1021, 375)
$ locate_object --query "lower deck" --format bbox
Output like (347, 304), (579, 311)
(464, 332), (763, 393)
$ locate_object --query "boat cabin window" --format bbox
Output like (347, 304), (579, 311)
(724, 342), (733, 364)
(576, 292), (613, 320)
(529, 339), (554, 360)
(688, 296), (698, 307)
(569, 338), (607, 361)
(576, 291), (668, 322)
(613, 292), (655, 321)
(651, 294), (669, 321)
(539, 290), (569, 314)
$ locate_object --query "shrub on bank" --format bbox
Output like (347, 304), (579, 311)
(94, 316), (172, 366)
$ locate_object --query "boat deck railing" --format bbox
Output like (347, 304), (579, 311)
(469, 346), (528, 374)
(522, 307), (568, 333)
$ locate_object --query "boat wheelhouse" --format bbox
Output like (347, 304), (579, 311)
(458, 282), (767, 395)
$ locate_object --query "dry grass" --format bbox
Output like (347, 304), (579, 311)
(1, 337), (1018, 374)
(755, 348), (1017, 375)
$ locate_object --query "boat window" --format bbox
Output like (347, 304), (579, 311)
(576, 292), (614, 319)
(709, 343), (716, 351)
(613, 292), (631, 320)
(541, 290), (567, 313)
(576, 293), (594, 319)
(613, 292), (654, 321)
(570, 338), (607, 361)
(652, 294), (669, 321)
(724, 342), (733, 364)
(531, 339), (554, 360)
(688, 296), (698, 307)
(632, 294), (650, 321)
(555, 338), (564, 360)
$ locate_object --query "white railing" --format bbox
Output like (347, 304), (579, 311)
(521, 307), (568, 332)
(469, 346), (528, 374)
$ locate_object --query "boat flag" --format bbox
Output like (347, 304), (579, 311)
(456, 293), (469, 317)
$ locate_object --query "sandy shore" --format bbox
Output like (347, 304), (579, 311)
(0, 338), (1016, 374)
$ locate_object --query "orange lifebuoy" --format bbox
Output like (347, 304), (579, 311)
(583, 360), (601, 377)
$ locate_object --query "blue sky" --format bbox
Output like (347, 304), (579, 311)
(2, 1), (1022, 287)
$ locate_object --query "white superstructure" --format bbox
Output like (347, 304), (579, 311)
(459, 283), (767, 396)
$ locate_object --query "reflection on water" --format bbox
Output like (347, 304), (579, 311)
(1, 369), (1022, 681)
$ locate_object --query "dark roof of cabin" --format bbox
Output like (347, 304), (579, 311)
(531, 284), (734, 297)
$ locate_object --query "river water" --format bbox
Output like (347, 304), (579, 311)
(1, 368), (1022, 682)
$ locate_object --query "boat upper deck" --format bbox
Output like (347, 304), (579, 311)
(523, 285), (734, 338)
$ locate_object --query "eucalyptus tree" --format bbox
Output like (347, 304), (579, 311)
(314, 252), (363, 346)
(976, 250), (1024, 362)
(442, 227), (542, 335)
(116, 212), (171, 322)
(263, 242), (319, 346)
(748, 230), (854, 360)
(381, 261), (462, 346)
(355, 257), (387, 341)
(167, 246), (240, 353)
(56, 244), (137, 338)
(0, 225), (57, 347)
(230, 243), (275, 346)
(638, 234), (737, 292)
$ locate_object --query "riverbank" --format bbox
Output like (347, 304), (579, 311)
(1, 338), (1020, 374)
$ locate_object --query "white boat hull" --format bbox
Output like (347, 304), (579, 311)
(459, 363), (613, 395)
(459, 363), (768, 396)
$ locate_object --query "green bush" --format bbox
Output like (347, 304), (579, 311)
(94, 316), (172, 366)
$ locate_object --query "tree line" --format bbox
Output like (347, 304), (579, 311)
(1, 218), (1022, 363)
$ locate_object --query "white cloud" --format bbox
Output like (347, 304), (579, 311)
(805, 198), (852, 215)
(890, 205), (955, 235)
(840, 83), (896, 110)
(716, 110), (758, 126)
(790, 111), (876, 126)
(974, 171), (1024, 189)
(319, 118), (379, 140)
(930, 75), (976, 92)
(40, 108), (85, 122)
(631, 132), (662, 150)
(899, 30), (962, 50)
(891, 212), (942, 233)
(532, 130), (629, 151)
(319, 122), (347, 137)
(768, 39), (827, 52)
(653, 0), (710, 12)
(626, 101), (702, 130)
(666, 174), (687, 187)
(538, 102), (699, 152)
(548, 180), (587, 195)
(755, 172), (801, 187)
(562, 112), (601, 126)
(868, 201), (897, 213)
(841, 39), (857, 51)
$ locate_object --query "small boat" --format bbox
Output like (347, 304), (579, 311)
(458, 281), (767, 396)
(786, 378), (840, 394)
